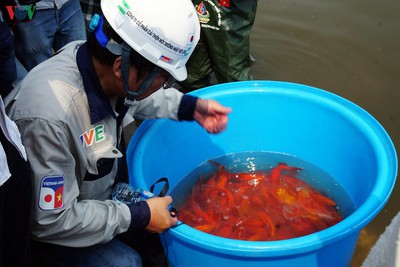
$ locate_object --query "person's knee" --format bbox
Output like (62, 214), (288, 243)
(110, 248), (142, 267)
(104, 239), (143, 267)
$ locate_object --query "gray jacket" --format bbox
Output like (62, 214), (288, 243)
(5, 40), (196, 247)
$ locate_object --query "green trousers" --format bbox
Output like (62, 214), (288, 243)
(180, 0), (258, 92)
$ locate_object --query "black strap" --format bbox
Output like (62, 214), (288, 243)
(116, 97), (129, 131)
(121, 43), (163, 103)
(149, 177), (170, 197)
(149, 177), (177, 217)
(114, 97), (130, 184)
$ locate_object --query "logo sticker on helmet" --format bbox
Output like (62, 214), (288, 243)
(160, 55), (174, 64)
(118, 0), (130, 15)
(118, 2), (193, 56)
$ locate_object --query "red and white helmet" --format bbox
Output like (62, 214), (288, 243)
(101, 0), (201, 81)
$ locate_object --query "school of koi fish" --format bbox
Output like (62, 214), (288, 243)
(178, 162), (343, 241)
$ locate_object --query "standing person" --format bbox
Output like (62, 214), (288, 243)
(0, 1), (31, 92)
(0, 14), (17, 99)
(179, 0), (258, 92)
(12, 0), (86, 71)
(5, 0), (231, 266)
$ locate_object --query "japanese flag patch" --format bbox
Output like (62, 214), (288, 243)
(38, 175), (64, 210)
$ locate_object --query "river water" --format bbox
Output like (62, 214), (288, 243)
(249, 1), (400, 266)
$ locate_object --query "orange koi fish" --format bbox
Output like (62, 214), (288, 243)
(177, 162), (343, 241)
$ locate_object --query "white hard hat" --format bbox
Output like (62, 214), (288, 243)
(101, 0), (201, 81)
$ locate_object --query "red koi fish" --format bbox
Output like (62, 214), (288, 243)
(177, 162), (343, 241)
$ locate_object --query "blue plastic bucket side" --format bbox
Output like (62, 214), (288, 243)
(161, 229), (360, 267)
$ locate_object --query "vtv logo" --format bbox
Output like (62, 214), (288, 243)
(4, 4), (36, 23)
(80, 124), (106, 147)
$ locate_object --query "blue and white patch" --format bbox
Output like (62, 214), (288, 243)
(38, 175), (64, 210)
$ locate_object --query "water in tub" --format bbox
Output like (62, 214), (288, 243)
(170, 152), (355, 240)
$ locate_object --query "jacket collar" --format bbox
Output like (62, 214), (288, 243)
(76, 42), (116, 124)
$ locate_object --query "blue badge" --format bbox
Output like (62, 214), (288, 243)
(38, 175), (64, 210)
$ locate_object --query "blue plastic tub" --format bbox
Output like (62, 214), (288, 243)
(126, 81), (397, 267)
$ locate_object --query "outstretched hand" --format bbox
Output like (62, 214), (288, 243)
(194, 99), (232, 134)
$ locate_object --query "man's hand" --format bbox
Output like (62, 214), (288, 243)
(194, 99), (232, 134)
(145, 196), (178, 233)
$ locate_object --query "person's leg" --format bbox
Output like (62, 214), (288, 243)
(53, 0), (86, 52)
(0, 19), (17, 98)
(15, 57), (28, 82)
(31, 238), (142, 267)
(117, 230), (167, 267)
(201, 0), (258, 83)
(13, 8), (57, 70)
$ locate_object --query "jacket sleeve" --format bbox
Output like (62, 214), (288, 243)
(16, 118), (132, 247)
(129, 87), (198, 121)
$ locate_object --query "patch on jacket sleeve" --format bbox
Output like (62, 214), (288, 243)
(38, 175), (64, 210)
